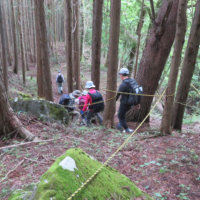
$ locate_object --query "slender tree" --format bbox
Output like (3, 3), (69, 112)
(18, 0), (26, 84)
(65, 0), (73, 93)
(126, 0), (179, 123)
(0, 0), (8, 91)
(73, 0), (81, 90)
(34, 0), (44, 97)
(172, 0), (200, 131)
(0, 72), (37, 141)
(79, 1), (84, 61)
(160, 0), (188, 135)
(38, 0), (53, 101)
(91, 0), (103, 90)
(103, 0), (121, 128)
(11, 0), (19, 74)
(134, 0), (144, 78)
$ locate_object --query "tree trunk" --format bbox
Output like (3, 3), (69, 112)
(103, 0), (121, 128)
(126, 0), (179, 123)
(91, 0), (103, 91)
(73, 0), (81, 90)
(79, 0), (84, 61)
(134, 0), (144, 78)
(0, 0), (8, 92)
(172, 0), (200, 131)
(53, 0), (58, 63)
(38, 0), (53, 101)
(11, 0), (19, 74)
(160, 0), (188, 135)
(65, 0), (73, 93)
(127, 41), (137, 75)
(17, 0), (26, 84)
(0, 72), (37, 141)
(34, 0), (44, 98)
(2, 1), (12, 66)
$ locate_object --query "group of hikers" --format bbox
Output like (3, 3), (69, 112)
(56, 67), (143, 132)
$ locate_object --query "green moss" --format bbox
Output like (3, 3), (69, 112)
(34, 148), (152, 200)
(48, 103), (68, 122)
(18, 92), (32, 99)
(8, 190), (32, 200)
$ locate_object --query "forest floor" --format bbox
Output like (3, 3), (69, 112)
(0, 43), (200, 200)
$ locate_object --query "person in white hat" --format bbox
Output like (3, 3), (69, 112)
(116, 68), (140, 133)
(82, 81), (104, 126)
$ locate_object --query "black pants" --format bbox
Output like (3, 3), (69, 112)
(118, 103), (132, 130)
(86, 110), (103, 126)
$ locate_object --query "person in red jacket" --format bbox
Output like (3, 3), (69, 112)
(82, 81), (103, 126)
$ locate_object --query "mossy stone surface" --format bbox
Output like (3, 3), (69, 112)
(34, 148), (152, 200)
(9, 98), (69, 125)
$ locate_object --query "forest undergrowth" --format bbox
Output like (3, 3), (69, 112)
(0, 43), (200, 200)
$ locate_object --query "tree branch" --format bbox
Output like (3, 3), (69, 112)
(149, 0), (156, 25)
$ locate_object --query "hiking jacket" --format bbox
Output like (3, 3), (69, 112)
(116, 78), (137, 104)
(56, 74), (65, 83)
(82, 89), (97, 112)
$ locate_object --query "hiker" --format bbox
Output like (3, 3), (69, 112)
(59, 93), (80, 123)
(116, 68), (142, 133)
(56, 71), (65, 94)
(82, 81), (104, 126)
(78, 90), (88, 125)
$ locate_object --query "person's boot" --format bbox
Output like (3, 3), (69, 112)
(123, 128), (134, 133)
(116, 123), (123, 131)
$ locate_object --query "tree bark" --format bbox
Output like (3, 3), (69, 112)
(127, 41), (137, 75)
(11, 0), (19, 74)
(0, 72), (37, 141)
(160, 0), (188, 135)
(65, 0), (73, 93)
(2, 1), (12, 66)
(17, 0), (26, 84)
(73, 0), (81, 90)
(91, 0), (103, 91)
(0, 0), (8, 92)
(172, 0), (200, 131)
(103, 0), (121, 128)
(134, 0), (144, 78)
(126, 0), (179, 123)
(38, 0), (53, 101)
(34, 0), (44, 98)
(79, 0), (84, 61)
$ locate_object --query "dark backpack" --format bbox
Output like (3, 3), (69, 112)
(124, 79), (143, 106)
(88, 91), (104, 112)
(78, 97), (85, 110)
(57, 75), (63, 83)
(59, 94), (75, 112)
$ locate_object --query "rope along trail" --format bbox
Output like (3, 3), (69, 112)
(67, 89), (166, 200)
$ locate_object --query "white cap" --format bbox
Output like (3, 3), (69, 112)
(85, 81), (95, 89)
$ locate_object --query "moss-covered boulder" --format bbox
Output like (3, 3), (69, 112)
(9, 98), (69, 125)
(9, 148), (152, 200)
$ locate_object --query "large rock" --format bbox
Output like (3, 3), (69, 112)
(9, 98), (69, 125)
(9, 148), (152, 200)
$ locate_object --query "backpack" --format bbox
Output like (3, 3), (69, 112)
(59, 94), (75, 112)
(57, 75), (63, 83)
(88, 91), (104, 112)
(124, 79), (143, 106)
(78, 97), (85, 110)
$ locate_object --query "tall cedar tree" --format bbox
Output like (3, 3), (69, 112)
(0, 1), (8, 92)
(172, 0), (200, 130)
(65, 0), (73, 93)
(34, 0), (44, 97)
(18, 0), (26, 84)
(38, 0), (54, 101)
(73, 0), (81, 90)
(0, 73), (37, 141)
(91, 0), (103, 90)
(103, 0), (121, 128)
(126, 0), (179, 123)
(11, 0), (19, 74)
(160, 0), (188, 135)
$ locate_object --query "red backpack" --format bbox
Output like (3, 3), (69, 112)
(78, 97), (85, 110)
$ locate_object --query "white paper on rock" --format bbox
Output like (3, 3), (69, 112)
(59, 156), (78, 171)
